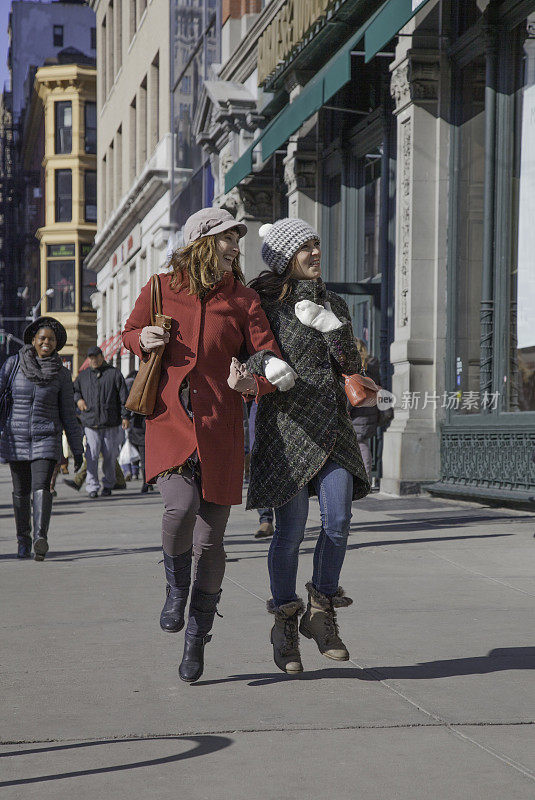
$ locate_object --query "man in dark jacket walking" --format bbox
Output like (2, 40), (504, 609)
(73, 346), (130, 498)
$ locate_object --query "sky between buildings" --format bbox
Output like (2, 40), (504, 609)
(0, 0), (58, 93)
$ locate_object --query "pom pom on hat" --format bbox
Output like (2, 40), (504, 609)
(258, 223), (273, 238)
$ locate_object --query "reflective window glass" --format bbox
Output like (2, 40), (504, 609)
(47, 260), (75, 312)
(509, 15), (535, 412)
(453, 55), (486, 412)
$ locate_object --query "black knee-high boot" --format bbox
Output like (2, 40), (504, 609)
(160, 549), (192, 632)
(178, 587), (221, 683)
(32, 489), (53, 561)
(13, 493), (32, 559)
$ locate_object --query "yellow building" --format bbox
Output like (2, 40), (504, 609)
(28, 55), (97, 374)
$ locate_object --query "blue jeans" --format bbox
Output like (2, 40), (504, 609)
(258, 508), (273, 524)
(268, 459), (353, 607)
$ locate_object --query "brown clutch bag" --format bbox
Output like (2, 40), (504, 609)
(125, 274), (172, 415)
(344, 371), (380, 408)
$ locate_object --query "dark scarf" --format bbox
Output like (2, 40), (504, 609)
(292, 278), (327, 304)
(19, 344), (63, 386)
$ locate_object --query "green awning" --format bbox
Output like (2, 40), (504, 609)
(261, 79), (324, 161)
(224, 2), (388, 193)
(224, 147), (253, 195)
(364, 0), (433, 62)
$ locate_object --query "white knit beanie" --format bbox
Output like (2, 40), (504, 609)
(259, 218), (319, 274)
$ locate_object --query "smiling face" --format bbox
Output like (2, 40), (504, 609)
(32, 326), (57, 357)
(291, 238), (322, 280)
(214, 229), (240, 272)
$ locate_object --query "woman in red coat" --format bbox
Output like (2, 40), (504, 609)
(122, 208), (295, 683)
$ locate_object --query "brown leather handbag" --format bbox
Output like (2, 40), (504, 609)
(125, 274), (172, 415)
(344, 371), (380, 408)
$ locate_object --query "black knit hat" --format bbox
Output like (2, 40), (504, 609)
(23, 316), (67, 351)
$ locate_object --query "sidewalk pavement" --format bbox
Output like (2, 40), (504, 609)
(1, 463), (534, 799)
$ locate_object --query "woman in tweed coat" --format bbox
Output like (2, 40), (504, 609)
(244, 218), (370, 674)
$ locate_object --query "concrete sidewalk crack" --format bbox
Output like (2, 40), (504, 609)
(1, 720), (534, 747)
(222, 572), (535, 785)
(428, 551), (535, 598)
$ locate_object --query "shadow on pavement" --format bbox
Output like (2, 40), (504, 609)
(195, 647), (535, 687)
(0, 545), (162, 561)
(0, 510), (85, 519)
(223, 533), (514, 563)
(0, 734), (233, 787)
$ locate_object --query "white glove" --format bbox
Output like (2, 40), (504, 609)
(294, 300), (343, 333)
(139, 325), (170, 351)
(263, 355), (297, 391)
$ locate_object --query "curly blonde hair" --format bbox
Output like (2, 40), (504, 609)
(169, 232), (245, 297)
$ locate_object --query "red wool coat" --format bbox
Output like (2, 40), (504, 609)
(122, 271), (281, 505)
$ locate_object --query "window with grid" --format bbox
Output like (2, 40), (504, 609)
(84, 102), (97, 154)
(55, 101), (72, 154)
(84, 171), (97, 223)
(55, 169), (72, 222)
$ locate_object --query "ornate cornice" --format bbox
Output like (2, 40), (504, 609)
(390, 50), (440, 114)
(194, 80), (262, 154)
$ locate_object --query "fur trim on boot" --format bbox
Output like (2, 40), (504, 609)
(299, 582), (351, 661)
(268, 598), (305, 674)
(304, 582), (353, 608)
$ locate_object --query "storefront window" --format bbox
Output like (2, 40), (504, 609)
(509, 16), (535, 412)
(324, 173), (342, 280)
(453, 55), (486, 412)
(358, 152), (381, 281)
(47, 260), (75, 312)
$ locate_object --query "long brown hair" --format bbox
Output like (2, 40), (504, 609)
(169, 232), (245, 297)
(355, 338), (369, 369)
(249, 255), (301, 301)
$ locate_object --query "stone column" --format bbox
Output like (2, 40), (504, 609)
(380, 44), (449, 495)
(216, 140), (277, 282)
(283, 115), (320, 230)
(223, 180), (274, 283)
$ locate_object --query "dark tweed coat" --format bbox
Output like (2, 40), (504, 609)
(245, 279), (370, 510)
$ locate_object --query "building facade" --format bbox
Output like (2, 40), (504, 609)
(87, 0), (226, 373)
(196, 0), (535, 503)
(86, 0), (173, 372)
(0, 0), (96, 362)
(23, 57), (98, 373)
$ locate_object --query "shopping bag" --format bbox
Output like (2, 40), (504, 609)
(118, 431), (140, 465)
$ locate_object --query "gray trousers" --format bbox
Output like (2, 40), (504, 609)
(84, 426), (121, 494)
(157, 469), (230, 594)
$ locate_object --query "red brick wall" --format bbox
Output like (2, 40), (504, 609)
(222, 0), (262, 25)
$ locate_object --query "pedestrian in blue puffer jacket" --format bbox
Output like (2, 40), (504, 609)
(0, 317), (83, 560)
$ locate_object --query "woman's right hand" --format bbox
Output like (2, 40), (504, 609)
(140, 326), (170, 351)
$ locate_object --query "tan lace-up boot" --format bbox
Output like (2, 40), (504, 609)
(268, 598), (305, 674)
(299, 582), (352, 661)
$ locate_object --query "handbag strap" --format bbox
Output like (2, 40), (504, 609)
(149, 274), (163, 325)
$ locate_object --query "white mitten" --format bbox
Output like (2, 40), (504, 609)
(139, 325), (169, 351)
(294, 300), (343, 333)
(263, 355), (297, 391)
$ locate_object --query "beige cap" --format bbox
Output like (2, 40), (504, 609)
(183, 208), (247, 246)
